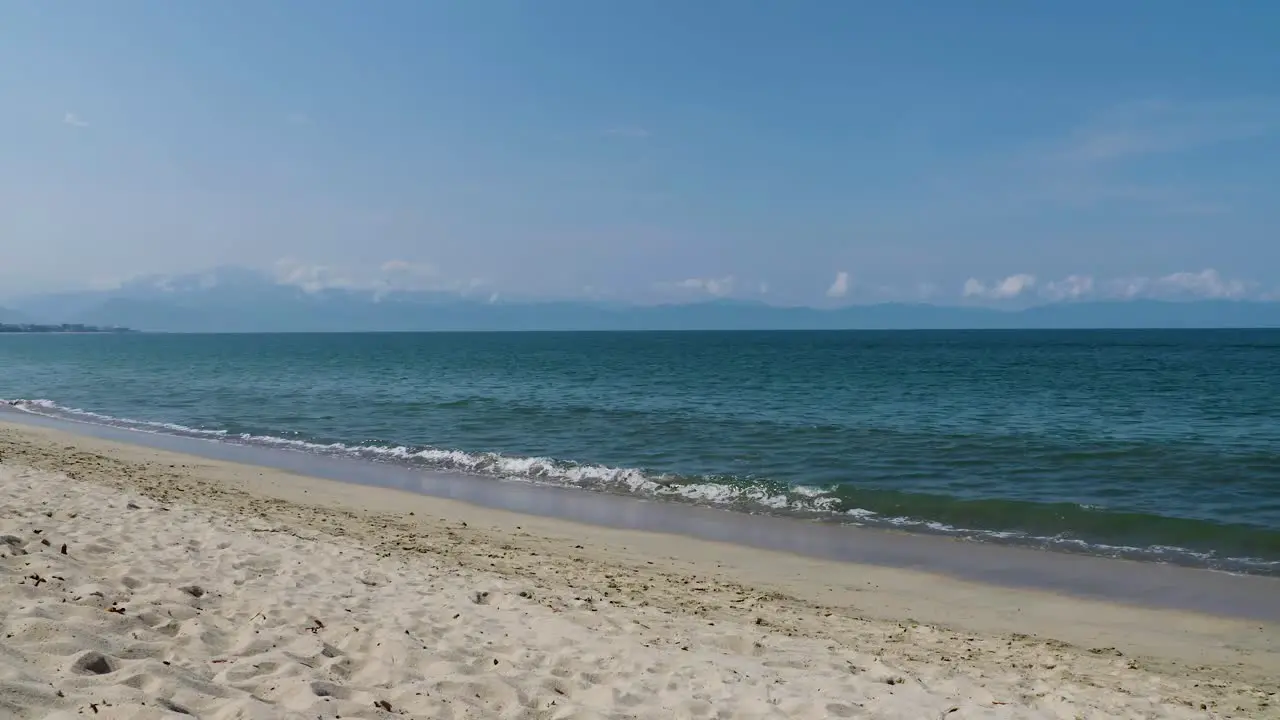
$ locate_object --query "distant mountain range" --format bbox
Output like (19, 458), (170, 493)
(6, 268), (1280, 332)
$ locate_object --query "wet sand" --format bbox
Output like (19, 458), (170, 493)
(4, 409), (1279, 622)
(1, 420), (1278, 718)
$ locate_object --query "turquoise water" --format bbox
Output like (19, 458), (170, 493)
(2, 330), (1279, 574)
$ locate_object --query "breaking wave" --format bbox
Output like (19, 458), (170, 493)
(6, 396), (1279, 576)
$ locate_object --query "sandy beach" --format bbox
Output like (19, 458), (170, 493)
(1, 422), (1277, 719)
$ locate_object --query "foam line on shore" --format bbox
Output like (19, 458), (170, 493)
(4, 410), (1280, 623)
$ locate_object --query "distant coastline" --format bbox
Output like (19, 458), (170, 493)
(7, 268), (1280, 331)
(0, 323), (135, 334)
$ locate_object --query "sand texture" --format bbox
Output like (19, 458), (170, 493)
(1, 423), (1278, 719)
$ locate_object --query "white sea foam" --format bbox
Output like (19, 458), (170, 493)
(6, 396), (1279, 575)
(3, 398), (839, 515)
(7, 398), (229, 438)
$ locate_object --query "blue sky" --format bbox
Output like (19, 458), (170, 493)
(3, 1), (1278, 305)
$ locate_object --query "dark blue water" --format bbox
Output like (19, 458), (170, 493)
(2, 330), (1279, 574)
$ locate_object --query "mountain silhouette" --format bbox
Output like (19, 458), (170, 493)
(8, 268), (1280, 332)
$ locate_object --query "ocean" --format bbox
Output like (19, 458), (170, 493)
(2, 330), (1278, 575)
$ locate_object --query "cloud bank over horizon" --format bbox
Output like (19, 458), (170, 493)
(13, 262), (1273, 310)
(960, 269), (1267, 305)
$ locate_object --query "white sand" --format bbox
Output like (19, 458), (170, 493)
(1, 422), (1277, 719)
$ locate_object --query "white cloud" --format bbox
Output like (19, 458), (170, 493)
(1028, 269), (1256, 302)
(63, 112), (88, 128)
(1040, 274), (1095, 301)
(373, 260), (448, 296)
(264, 262), (1265, 305)
(381, 259), (424, 274)
(962, 273), (1037, 300)
(1114, 268), (1252, 300)
(669, 276), (735, 297)
(992, 274), (1037, 298)
(273, 260), (355, 293)
(963, 270), (1256, 303)
(273, 257), (469, 295)
(1157, 269), (1250, 299)
(825, 271), (850, 298)
(378, 259), (439, 287)
(82, 262), (1275, 308)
